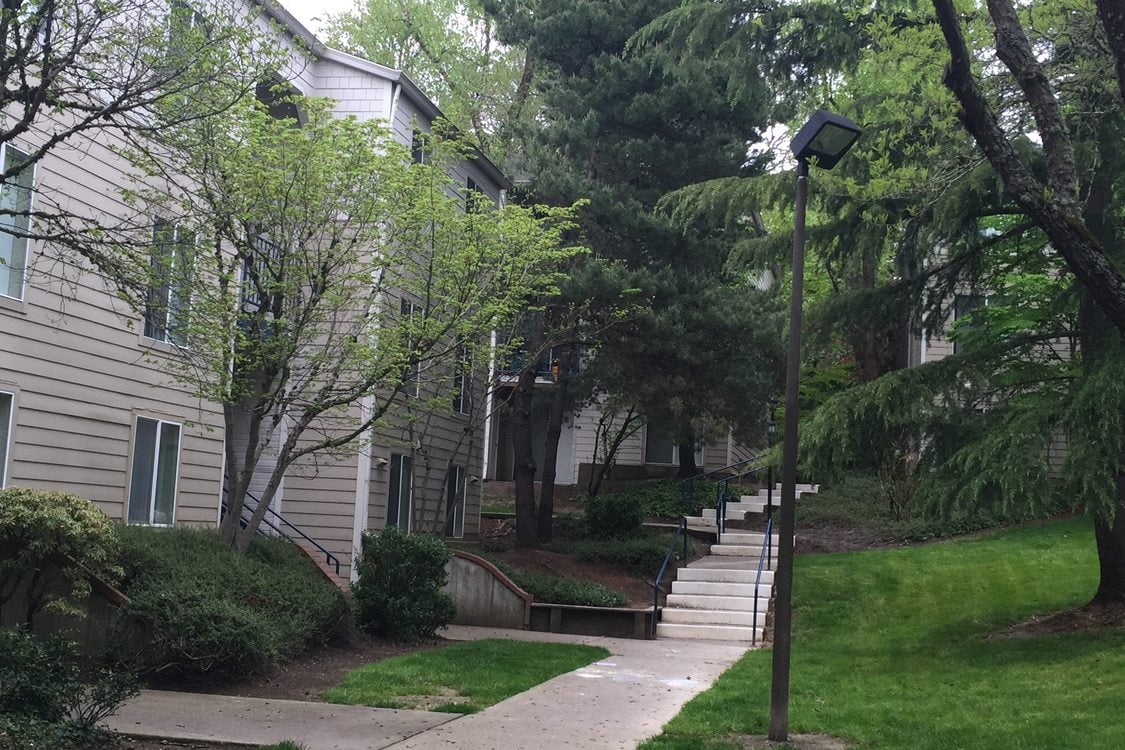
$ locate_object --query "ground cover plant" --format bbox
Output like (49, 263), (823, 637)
(323, 638), (608, 713)
(117, 527), (351, 681)
(796, 473), (1072, 551)
(546, 530), (694, 575)
(640, 518), (1124, 749)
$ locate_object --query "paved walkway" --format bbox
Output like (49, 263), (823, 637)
(107, 625), (752, 749)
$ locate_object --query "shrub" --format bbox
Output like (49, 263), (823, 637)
(587, 479), (724, 518)
(353, 527), (456, 642)
(116, 527), (350, 680)
(505, 570), (626, 608)
(0, 488), (121, 624)
(584, 493), (642, 539)
(547, 532), (693, 575)
(0, 628), (138, 749)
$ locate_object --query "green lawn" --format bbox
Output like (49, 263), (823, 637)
(323, 639), (609, 714)
(641, 517), (1125, 750)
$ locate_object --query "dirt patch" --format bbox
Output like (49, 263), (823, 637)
(149, 636), (443, 703)
(728, 733), (851, 749)
(795, 524), (898, 554)
(994, 601), (1125, 639)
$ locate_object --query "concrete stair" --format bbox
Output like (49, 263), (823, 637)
(657, 483), (816, 643)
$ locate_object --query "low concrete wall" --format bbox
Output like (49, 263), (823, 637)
(529, 603), (655, 640)
(444, 550), (532, 630)
(0, 558), (133, 660)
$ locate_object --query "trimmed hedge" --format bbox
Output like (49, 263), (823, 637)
(116, 527), (351, 680)
(0, 487), (122, 623)
(505, 570), (626, 608)
(352, 527), (456, 642)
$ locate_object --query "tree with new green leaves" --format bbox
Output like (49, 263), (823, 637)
(109, 92), (583, 552)
(0, 0), (280, 291)
(323, 0), (537, 162)
(649, 0), (1125, 603)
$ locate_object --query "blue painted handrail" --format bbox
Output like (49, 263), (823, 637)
(221, 484), (341, 576)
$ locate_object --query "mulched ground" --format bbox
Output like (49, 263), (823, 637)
(148, 636), (445, 703)
(995, 601), (1125, 639)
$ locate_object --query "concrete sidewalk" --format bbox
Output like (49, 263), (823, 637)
(107, 625), (752, 749)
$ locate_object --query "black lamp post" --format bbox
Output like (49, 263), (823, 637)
(769, 109), (861, 742)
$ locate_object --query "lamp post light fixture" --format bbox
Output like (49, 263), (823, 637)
(769, 109), (861, 743)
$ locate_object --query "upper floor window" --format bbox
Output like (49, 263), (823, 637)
(452, 344), (470, 414)
(411, 130), (430, 164)
(127, 416), (181, 526)
(952, 294), (987, 355)
(401, 297), (421, 396)
(144, 219), (193, 346)
(0, 145), (33, 301)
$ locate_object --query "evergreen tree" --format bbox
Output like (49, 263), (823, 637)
(485, 0), (783, 544)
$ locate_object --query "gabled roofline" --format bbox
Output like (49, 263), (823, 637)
(257, 1), (512, 191)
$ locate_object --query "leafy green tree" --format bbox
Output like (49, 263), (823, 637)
(0, 0), (278, 281)
(485, 0), (782, 545)
(647, 0), (1125, 602)
(111, 94), (582, 552)
(323, 0), (537, 161)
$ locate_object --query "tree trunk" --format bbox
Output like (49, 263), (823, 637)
(511, 316), (546, 548)
(676, 438), (698, 478)
(1093, 490), (1125, 604)
(1080, 168), (1125, 604)
(537, 342), (576, 542)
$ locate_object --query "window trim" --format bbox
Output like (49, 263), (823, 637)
(143, 218), (194, 347)
(446, 464), (465, 538)
(387, 453), (413, 532)
(643, 427), (703, 467)
(0, 143), (35, 303)
(126, 415), (182, 527)
(0, 388), (16, 489)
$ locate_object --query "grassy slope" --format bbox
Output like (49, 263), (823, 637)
(642, 517), (1125, 749)
(323, 639), (609, 714)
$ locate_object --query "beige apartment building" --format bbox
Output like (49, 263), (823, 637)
(0, 1), (507, 579)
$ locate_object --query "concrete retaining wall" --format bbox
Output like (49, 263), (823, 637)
(529, 603), (655, 640)
(444, 550), (531, 629)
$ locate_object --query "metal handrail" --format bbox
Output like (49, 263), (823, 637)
(221, 485), (342, 576)
(714, 465), (769, 536)
(751, 516), (775, 646)
(651, 516), (690, 638)
(680, 454), (762, 514)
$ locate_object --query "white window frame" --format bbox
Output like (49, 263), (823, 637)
(452, 343), (470, 415)
(401, 297), (422, 397)
(0, 144), (35, 302)
(127, 416), (182, 526)
(143, 218), (194, 346)
(643, 426), (704, 467)
(446, 465), (465, 538)
(0, 389), (15, 489)
(387, 453), (413, 532)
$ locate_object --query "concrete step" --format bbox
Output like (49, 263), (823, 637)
(670, 580), (773, 597)
(700, 507), (758, 520)
(719, 532), (779, 546)
(665, 593), (769, 611)
(676, 567), (775, 584)
(711, 543), (780, 557)
(660, 607), (768, 627)
(655, 622), (763, 642)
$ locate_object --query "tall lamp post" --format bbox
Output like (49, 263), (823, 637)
(769, 109), (861, 742)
